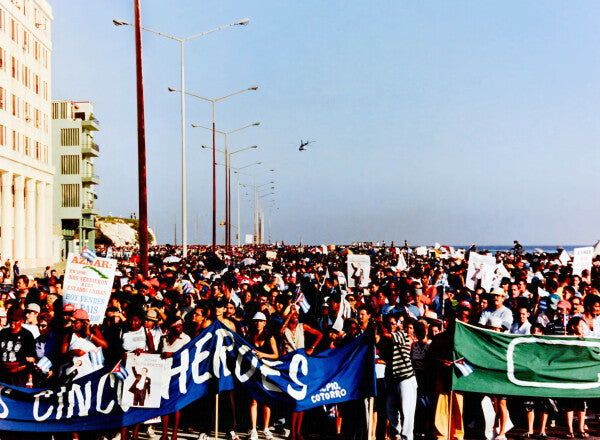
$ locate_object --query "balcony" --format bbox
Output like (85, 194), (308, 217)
(81, 218), (95, 229)
(82, 205), (100, 216)
(62, 229), (76, 239)
(81, 141), (100, 157)
(81, 173), (99, 185)
(82, 118), (100, 131)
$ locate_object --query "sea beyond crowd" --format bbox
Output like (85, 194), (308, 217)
(0, 242), (598, 440)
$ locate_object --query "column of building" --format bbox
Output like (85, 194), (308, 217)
(1, 172), (14, 263)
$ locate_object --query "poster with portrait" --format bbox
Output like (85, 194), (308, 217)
(122, 353), (166, 408)
(347, 254), (371, 288)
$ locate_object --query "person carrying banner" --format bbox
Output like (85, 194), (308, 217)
(247, 312), (278, 440)
(377, 309), (417, 440)
(280, 305), (323, 440)
(0, 306), (36, 386)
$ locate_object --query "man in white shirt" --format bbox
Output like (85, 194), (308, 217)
(479, 290), (513, 331)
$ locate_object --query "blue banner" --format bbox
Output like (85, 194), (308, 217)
(0, 321), (376, 432)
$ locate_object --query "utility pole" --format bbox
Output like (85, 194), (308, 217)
(134, 0), (148, 277)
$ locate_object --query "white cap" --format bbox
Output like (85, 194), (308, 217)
(252, 312), (267, 321)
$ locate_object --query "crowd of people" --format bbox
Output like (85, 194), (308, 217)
(0, 242), (598, 440)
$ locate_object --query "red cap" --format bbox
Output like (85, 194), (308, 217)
(72, 308), (89, 320)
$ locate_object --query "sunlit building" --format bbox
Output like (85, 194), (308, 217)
(0, 0), (55, 268)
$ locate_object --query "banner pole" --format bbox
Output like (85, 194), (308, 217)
(447, 390), (454, 440)
(367, 396), (374, 440)
(215, 393), (219, 440)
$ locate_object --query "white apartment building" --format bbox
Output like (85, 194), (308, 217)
(0, 0), (55, 268)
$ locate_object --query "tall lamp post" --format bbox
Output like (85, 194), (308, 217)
(170, 87), (258, 249)
(113, 17), (250, 257)
(193, 124), (259, 247)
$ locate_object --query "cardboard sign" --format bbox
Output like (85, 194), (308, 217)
(573, 246), (593, 276)
(63, 253), (117, 325)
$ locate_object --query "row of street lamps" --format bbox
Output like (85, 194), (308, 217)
(114, 8), (266, 260)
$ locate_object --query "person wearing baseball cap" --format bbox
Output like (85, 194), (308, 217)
(478, 290), (513, 331)
(65, 308), (107, 360)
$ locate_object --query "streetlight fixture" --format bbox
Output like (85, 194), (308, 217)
(114, 16), (249, 257)
(192, 121), (259, 247)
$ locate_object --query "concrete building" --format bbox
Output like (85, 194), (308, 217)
(52, 100), (99, 258)
(0, 0), (55, 268)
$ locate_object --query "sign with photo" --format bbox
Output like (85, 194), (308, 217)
(121, 353), (167, 408)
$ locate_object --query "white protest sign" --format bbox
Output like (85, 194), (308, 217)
(122, 353), (167, 408)
(465, 253), (496, 291)
(63, 253), (117, 325)
(347, 254), (371, 288)
(245, 234), (253, 245)
(558, 250), (571, 266)
(266, 250), (277, 260)
(573, 247), (593, 276)
(415, 246), (427, 256)
(396, 253), (408, 271)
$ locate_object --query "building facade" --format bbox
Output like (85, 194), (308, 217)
(52, 100), (99, 259)
(0, 0), (55, 268)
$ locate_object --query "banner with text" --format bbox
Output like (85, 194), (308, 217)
(0, 321), (375, 432)
(63, 253), (117, 324)
(453, 321), (600, 398)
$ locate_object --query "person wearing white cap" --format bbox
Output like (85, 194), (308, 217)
(247, 311), (278, 440)
(478, 290), (513, 331)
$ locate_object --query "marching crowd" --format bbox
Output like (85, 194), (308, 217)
(0, 243), (599, 440)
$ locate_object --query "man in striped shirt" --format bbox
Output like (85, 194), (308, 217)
(378, 317), (418, 440)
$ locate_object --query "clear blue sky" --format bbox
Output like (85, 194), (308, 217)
(51, 1), (600, 246)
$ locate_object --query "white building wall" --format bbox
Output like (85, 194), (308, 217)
(0, 0), (55, 268)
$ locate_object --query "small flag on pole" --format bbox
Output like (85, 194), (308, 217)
(111, 362), (128, 381)
(89, 347), (104, 367)
(297, 289), (310, 313)
(81, 246), (97, 263)
(454, 358), (474, 377)
(36, 356), (53, 374)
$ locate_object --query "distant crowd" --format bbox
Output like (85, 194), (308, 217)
(0, 241), (599, 440)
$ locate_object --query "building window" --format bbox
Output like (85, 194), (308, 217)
(61, 184), (80, 208)
(0, 87), (4, 110)
(11, 130), (18, 151)
(43, 145), (47, 163)
(60, 128), (79, 146)
(60, 155), (79, 174)
(35, 141), (39, 160)
(10, 19), (16, 43)
(0, 124), (5, 146)
(0, 47), (4, 71)
(24, 136), (29, 156)
(11, 94), (16, 117)
(34, 74), (39, 94)
(11, 56), (16, 78)
(34, 108), (39, 128)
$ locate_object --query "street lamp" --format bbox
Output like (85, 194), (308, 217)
(192, 121), (259, 248)
(114, 17), (249, 257)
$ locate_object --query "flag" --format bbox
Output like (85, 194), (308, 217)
(36, 356), (52, 374)
(453, 321), (600, 398)
(230, 291), (241, 307)
(89, 347), (104, 367)
(454, 358), (474, 377)
(181, 280), (194, 295)
(111, 362), (128, 381)
(296, 289), (310, 313)
(81, 246), (97, 263)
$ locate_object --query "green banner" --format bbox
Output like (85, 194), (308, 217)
(452, 321), (600, 398)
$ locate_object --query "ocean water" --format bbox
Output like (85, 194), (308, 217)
(457, 245), (587, 254)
